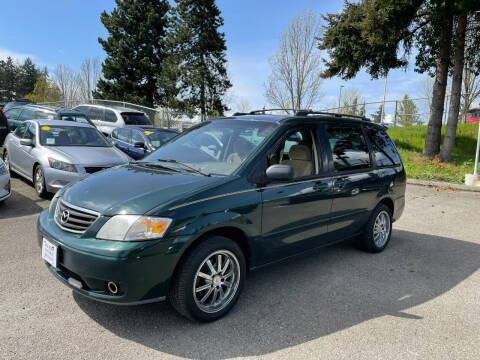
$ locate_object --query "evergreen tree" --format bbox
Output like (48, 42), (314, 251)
(0, 57), (18, 100)
(95, 0), (170, 107)
(16, 57), (40, 97)
(172, 0), (231, 118)
(398, 94), (420, 126)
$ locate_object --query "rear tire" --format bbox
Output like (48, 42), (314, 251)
(33, 165), (49, 199)
(169, 236), (246, 322)
(358, 203), (392, 253)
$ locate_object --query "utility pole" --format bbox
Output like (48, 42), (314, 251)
(381, 74), (388, 123)
(338, 85), (344, 112)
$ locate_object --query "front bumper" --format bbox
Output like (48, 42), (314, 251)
(37, 208), (184, 304)
(44, 168), (84, 193)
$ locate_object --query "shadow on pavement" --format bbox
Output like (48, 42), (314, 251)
(74, 229), (480, 359)
(0, 178), (51, 219)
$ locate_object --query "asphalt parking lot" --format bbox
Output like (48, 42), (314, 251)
(1, 177), (479, 359)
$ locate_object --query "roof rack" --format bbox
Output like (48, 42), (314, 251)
(295, 110), (370, 121)
(247, 108), (302, 115)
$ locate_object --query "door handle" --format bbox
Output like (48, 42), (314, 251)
(334, 177), (347, 191)
(351, 188), (360, 195)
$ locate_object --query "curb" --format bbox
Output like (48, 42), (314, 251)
(407, 178), (480, 192)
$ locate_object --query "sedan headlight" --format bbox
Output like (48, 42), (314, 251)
(48, 157), (77, 173)
(96, 215), (172, 241)
(0, 162), (7, 176)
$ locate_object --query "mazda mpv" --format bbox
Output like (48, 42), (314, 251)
(37, 110), (406, 322)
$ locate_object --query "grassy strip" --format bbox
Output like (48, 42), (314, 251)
(388, 123), (479, 184)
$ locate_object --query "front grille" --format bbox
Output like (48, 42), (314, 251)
(55, 199), (100, 234)
(85, 166), (106, 174)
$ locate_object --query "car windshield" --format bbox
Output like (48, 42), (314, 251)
(143, 120), (277, 175)
(144, 130), (178, 149)
(60, 114), (91, 124)
(121, 112), (152, 125)
(39, 125), (111, 147)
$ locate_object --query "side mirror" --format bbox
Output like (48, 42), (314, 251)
(20, 138), (33, 146)
(266, 164), (294, 182)
(134, 142), (146, 150)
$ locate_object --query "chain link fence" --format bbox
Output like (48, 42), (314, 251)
(38, 99), (199, 131)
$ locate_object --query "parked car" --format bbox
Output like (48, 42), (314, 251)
(109, 126), (179, 160)
(0, 108), (8, 146)
(2, 98), (31, 112)
(73, 104), (152, 136)
(3, 104), (56, 132)
(55, 108), (95, 127)
(0, 158), (11, 204)
(465, 108), (480, 123)
(37, 110), (405, 321)
(3, 120), (129, 198)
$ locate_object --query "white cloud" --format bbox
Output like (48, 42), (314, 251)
(0, 48), (35, 63)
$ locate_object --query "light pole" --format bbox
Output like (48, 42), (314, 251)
(338, 85), (344, 111)
(381, 74), (388, 123)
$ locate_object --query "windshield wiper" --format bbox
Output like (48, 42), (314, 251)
(134, 161), (181, 173)
(157, 158), (211, 176)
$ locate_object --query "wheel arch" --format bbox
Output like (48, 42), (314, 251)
(378, 196), (394, 216)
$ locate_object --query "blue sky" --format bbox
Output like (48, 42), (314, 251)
(0, 0), (428, 118)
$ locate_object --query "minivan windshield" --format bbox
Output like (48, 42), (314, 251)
(144, 120), (277, 175)
(39, 125), (111, 147)
(121, 112), (152, 126)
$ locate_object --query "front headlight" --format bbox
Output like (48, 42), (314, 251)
(0, 162), (7, 176)
(96, 215), (173, 241)
(48, 157), (77, 173)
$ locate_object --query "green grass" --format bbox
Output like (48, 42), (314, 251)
(388, 123), (479, 184)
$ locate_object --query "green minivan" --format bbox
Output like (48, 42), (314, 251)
(37, 111), (406, 322)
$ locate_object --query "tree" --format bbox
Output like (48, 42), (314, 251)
(338, 87), (364, 115)
(264, 10), (323, 113)
(398, 94), (421, 126)
(51, 64), (81, 106)
(25, 74), (61, 103)
(371, 104), (383, 124)
(318, 0), (480, 158)
(95, 0), (170, 107)
(0, 57), (17, 100)
(172, 0), (231, 118)
(79, 57), (102, 102)
(16, 58), (40, 97)
(235, 98), (251, 113)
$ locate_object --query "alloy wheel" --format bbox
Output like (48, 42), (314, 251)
(373, 210), (391, 248)
(34, 167), (44, 194)
(193, 250), (241, 314)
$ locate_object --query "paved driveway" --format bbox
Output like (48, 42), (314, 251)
(1, 177), (479, 359)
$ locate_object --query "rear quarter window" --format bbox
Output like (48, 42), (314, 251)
(326, 125), (371, 171)
(365, 127), (401, 166)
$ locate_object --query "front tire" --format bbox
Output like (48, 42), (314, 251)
(33, 165), (49, 199)
(169, 236), (246, 322)
(3, 150), (11, 174)
(359, 203), (392, 253)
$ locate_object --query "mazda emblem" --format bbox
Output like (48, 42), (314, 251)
(61, 210), (70, 224)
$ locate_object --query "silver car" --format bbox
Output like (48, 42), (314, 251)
(2, 120), (130, 198)
(0, 158), (11, 203)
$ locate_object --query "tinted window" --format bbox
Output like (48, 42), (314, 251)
(39, 125), (110, 147)
(117, 128), (131, 143)
(326, 126), (371, 171)
(144, 130), (177, 149)
(75, 106), (89, 113)
(14, 122), (27, 137)
(105, 109), (117, 123)
(88, 107), (104, 121)
(4, 107), (22, 120)
(34, 111), (55, 120)
(366, 128), (401, 166)
(19, 108), (35, 121)
(60, 114), (91, 124)
(121, 112), (151, 125)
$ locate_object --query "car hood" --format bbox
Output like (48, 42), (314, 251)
(62, 163), (229, 216)
(50, 146), (129, 166)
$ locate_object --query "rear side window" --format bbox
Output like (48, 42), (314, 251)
(121, 112), (152, 126)
(19, 108), (35, 121)
(35, 111), (55, 120)
(88, 107), (104, 121)
(4, 107), (22, 120)
(326, 125), (371, 171)
(75, 106), (89, 113)
(104, 109), (117, 123)
(366, 128), (401, 166)
(132, 130), (144, 144)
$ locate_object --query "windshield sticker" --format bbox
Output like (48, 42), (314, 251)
(41, 126), (51, 131)
(46, 138), (55, 145)
(144, 131), (153, 135)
